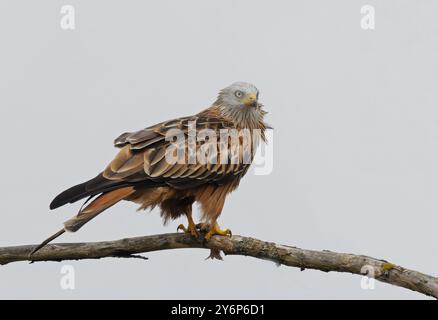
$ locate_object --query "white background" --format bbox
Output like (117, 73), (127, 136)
(0, 0), (437, 299)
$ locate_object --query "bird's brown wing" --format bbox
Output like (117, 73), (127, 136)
(105, 115), (253, 190)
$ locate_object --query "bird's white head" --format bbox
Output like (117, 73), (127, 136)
(213, 82), (266, 129)
(216, 82), (260, 108)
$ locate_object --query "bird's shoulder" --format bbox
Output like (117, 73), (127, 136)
(113, 110), (234, 150)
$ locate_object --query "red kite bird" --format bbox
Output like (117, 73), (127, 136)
(32, 82), (268, 255)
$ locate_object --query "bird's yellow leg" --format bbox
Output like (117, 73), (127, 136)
(204, 222), (232, 241)
(177, 209), (199, 237)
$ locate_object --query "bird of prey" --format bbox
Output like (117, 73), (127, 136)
(32, 82), (268, 254)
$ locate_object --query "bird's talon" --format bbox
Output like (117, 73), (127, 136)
(177, 223), (199, 238)
(204, 223), (232, 241)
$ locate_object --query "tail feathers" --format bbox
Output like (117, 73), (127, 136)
(49, 173), (124, 210)
(49, 181), (88, 210)
(29, 228), (66, 257)
(63, 186), (135, 232)
(31, 187), (135, 257)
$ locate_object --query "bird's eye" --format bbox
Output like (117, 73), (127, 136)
(235, 90), (243, 98)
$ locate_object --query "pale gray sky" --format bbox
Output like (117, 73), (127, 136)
(0, 0), (437, 299)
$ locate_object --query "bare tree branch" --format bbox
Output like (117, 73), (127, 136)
(0, 233), (436, 298)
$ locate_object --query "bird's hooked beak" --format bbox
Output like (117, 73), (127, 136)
(242, 93), (258, 107)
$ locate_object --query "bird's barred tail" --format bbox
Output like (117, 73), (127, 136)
(63, 186), (135, 232)
(49, 173), (131, 210)
(30, 187), (136, 257)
